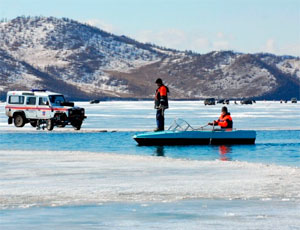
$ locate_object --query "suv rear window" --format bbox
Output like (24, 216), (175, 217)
(9, 96), (25, 104)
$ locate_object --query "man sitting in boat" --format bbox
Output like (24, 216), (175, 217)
(208, 106), (233, 129)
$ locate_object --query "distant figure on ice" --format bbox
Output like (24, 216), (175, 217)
(208, 106), (233, 129)
(154, 78), (169, 131)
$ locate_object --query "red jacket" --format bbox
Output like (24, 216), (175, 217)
(215, 113), (233, 128)
(155, 85), (169, 109)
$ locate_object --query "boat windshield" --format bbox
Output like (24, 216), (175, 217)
(49, 95), (66, 106)
(168, 119), (194, 131)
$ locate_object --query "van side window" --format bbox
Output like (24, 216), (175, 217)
(39, 97), (49, 106)
(26, 97), (36, 105)
(9, 96), (24, 104)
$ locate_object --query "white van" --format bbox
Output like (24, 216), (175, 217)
(5, 90), (86, 130)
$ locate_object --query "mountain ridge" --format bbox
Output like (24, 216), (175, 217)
(0, 16), (299, 100)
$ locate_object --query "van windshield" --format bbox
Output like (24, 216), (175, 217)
(49, 95), (65, 105)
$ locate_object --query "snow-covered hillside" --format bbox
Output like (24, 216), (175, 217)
(276, 59), (300, 80)
(0, 16), (299, 100)
(0, 17), (162, 96)
(0, 49), (42, 89)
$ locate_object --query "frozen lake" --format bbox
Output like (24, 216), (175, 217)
(1, 100), (300, 131)
(0, 101), (299, 229)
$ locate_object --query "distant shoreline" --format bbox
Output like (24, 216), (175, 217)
(0, 99), (298, 103)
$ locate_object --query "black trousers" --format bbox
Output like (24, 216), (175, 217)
(156, 109), (164, 130)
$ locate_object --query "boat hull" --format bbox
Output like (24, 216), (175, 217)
(133, 130), (256, 146)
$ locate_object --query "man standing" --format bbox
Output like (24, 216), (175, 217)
(154, 78), (169, 131)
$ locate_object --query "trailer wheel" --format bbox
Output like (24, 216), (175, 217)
(14, 114), (26, 127)
(46, 119), (54, 131)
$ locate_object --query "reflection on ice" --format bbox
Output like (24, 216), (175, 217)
(218, 145), (232, 161)
(154, 146), (165, 157)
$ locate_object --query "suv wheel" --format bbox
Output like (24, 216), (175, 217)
(46, 119), (54, 131)
(30, 121), (37, 127)
(8, 117), (13, 125)
(72, 121), (82, 130)
(14, 114), (26, 127)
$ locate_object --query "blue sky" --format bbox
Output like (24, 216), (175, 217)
(0, 0), (299, 56)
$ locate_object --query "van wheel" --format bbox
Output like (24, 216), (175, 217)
(14, 114), (26, 127)
(46, 119), (54, 131)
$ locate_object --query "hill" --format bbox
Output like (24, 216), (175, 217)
(0, 16), (299, 100)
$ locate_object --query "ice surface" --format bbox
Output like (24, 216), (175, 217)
(1, 101), (300, 132)
(0, 150), (299, 209)
(1, 199), (299, 230)
(1, 101), (299, 229)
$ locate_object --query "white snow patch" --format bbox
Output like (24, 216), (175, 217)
(276, 59), (300, 80)
(0, 150), (299, 209)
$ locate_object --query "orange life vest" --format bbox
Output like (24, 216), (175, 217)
(216, 113), (233, 128)
(155, 85), (169, 109)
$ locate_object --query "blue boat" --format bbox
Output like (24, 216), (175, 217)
(133, 119), (256, 146)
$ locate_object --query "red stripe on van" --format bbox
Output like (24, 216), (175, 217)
(5, 106), (68, 112)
